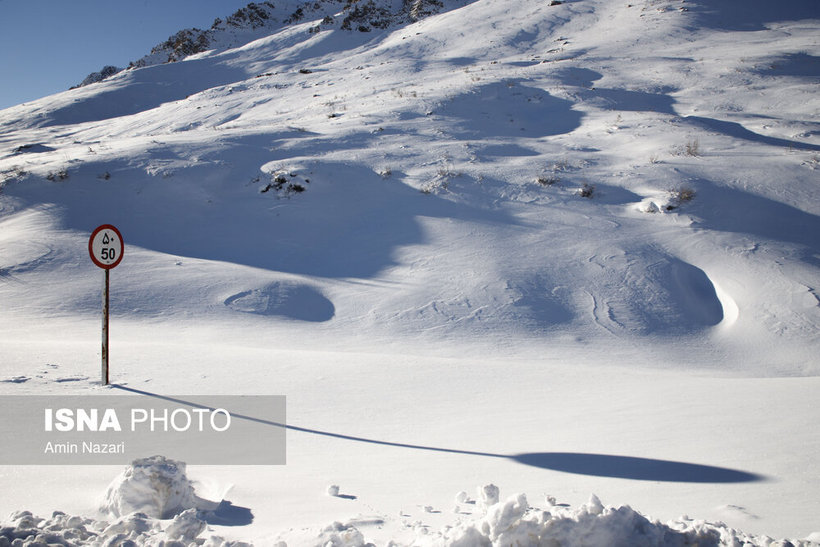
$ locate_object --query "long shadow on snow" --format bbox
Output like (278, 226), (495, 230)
(113, 386), (766, 484)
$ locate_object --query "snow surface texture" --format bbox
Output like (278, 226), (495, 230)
(0, 0), (819, 544)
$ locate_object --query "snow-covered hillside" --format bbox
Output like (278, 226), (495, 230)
(0, 0), (818, 545)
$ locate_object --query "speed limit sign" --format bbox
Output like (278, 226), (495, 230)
(89, 224), (124, 385)
(88, 224), (124, 269)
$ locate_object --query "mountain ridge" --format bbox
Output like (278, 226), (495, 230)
(73, 0), (455, 89)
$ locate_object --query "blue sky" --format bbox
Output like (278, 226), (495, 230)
(0, 1), (256, 110)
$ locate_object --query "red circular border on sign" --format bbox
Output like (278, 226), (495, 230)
(88, 224), (125, 269)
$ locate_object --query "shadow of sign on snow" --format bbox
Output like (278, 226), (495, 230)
(511, 453), (763, 483)
(112, 387), (765, 484)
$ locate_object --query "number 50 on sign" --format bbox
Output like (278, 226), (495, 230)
(89, 225), (124, 269)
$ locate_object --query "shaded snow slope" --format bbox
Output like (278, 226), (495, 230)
(0, 0), (819, 545)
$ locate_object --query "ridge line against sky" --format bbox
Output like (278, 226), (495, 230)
(0, 1), (258, 110)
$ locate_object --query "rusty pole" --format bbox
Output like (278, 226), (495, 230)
(102, 268), (110, 385)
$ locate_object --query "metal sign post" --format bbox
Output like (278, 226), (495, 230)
(88, 225), (124, 385)
(102, 267), (110, 384)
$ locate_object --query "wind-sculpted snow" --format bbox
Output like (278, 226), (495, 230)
(586, 252), (724, 335)
(224, 282), (335, 321)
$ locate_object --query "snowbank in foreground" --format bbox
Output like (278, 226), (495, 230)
(2, 458), (819, 546)
(0, 508), (247, 547)
(1, 457), (246, 546)
(411, 490), (819, 547)
(101, 455), (199, 519)
(4, 493), (817, 546)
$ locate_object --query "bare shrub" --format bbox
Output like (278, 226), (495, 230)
(685, 138), (700, 156)
(536, 175), (560, 186)
(578, 183), (595, 198)
(666, 185), (696, 210)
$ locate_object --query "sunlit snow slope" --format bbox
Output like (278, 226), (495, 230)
(0, 0), (818, 544)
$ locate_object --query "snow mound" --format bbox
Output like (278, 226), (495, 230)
(0, 510), (100, 546)
(420, 491), (820, 547)
(477, 483), (500, 509)
(0, 508), (251, 546)
(100, 455), (198, 519)
(315, 521), (369, 546)
(164, 508), (207, 541)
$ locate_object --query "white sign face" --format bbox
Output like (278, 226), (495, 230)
(89, 225), (124, 269)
